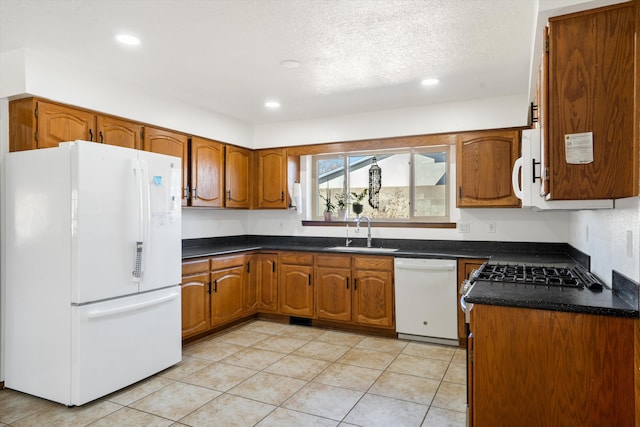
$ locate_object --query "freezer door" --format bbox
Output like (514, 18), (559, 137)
(72, 142), (142, 303)
(72, 287), (181, 405)
(137, 149), (181, 292)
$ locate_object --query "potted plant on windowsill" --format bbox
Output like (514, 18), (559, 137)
(335, 192), (348, 220)
(350, 189), (368, 216)
(319, 193), (336, 221)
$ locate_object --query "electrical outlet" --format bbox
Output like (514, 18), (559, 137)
(488, 222), (496, 233)
(626, 229), (633, 257)
(585, 225), (589, 242)
(457, 222), (470, 233)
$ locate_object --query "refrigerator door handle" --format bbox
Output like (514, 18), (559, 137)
(140, 159), (152, 282)
(132, 160), (145, 282)
(86, 292), (180, 319)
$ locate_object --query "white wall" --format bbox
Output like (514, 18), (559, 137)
(0, 49), (254, 146)
(568, 198), (640, 284)
(252, 94), (529, 149)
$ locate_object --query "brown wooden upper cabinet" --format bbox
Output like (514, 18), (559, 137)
(9, 98), (143, 151)
(456, 130), (521, 208)
(256, 148), (288, 209)
(225, 145), (251, 208)
(143, 126), (189, 206)
(189, 136), (225, 208)
(10, 98), (95, 151)
(545, 3), (637, 200)
(96, 115), (143, 149)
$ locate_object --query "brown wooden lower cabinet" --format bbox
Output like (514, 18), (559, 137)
(257, 253), (278, 312)
(315, 254), (353, 322)
(181, 251), (396, 340)
(469, 304), (635, 427)
(352, 257), (394, 327)
(278, 252), (315, 317)
(180, 253), (246, 339)
(315, 254), (394, 329)
(210, 256), (245, 327)
(244, 254), (259, 314)
(181, 259), (210, 339)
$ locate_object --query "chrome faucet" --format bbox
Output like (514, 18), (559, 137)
(354, 215), (372, 247)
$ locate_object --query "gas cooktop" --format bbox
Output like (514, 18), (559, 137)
(474, 263), (603, 291)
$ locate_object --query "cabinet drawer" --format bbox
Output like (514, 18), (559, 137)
(182, 259), (209, 275)
(210, 254), (246, 270)
(280, 252), (314, 265)
(353, 256), (393, 271)
(316, 254), (351, 268)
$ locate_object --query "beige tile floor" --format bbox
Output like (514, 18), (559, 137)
(0, 320), (467, 426)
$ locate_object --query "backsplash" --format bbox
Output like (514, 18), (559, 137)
(569, 197), (640, 286)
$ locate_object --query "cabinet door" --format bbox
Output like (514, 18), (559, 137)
(210, 265), (245, 326)
(547, 3), (636, 199)
(316, 267), (352, 321)
(257, 148), (287, 209)
(244, 254), (258, 314)
(456, 130), (521, 208)
(258, 253), (278, 312)
(37, 101), (96, 148)
(471, 304), (634, 426)
(9, 98), (37, 152)
(190, 137), (225, 207)
(225, 145), (251, 208)
(143, 126), (189, 206)
(352, 269), (393, 327)
(279, 263), (314, 317)
(96, 115), (143, 149)
(181, 259), (211, 339)
(181, 272), (210, 339)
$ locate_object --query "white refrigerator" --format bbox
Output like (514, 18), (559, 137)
(4, 141), (182, 406)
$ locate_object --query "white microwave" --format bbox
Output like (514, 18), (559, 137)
(512, 128), (613, 210)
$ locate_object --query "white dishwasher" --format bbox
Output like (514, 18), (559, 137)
(394, 258), (458, 345)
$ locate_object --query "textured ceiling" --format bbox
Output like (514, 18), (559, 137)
(0, 0), (536, 124)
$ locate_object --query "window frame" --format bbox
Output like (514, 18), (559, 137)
(310, 145), (451, 223)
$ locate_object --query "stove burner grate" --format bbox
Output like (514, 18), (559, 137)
(475, 263), (603, 290)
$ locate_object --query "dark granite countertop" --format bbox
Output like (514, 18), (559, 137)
(182, 235), (639, 319)
(182, 235), (582, 264)
(464, 281), (638, 318)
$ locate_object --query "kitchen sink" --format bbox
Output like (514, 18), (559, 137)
(327, 246), (399, 253)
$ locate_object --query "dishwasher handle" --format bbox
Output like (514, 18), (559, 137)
(395, 261), (455, 272)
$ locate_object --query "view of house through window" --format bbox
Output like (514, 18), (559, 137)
(312, 147), (450, 222)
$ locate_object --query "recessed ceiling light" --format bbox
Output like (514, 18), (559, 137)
(421, 78), (439, 86)
(116, 34), (140, 46)
(280, 59), (301, 69)
(265, 101), (280, 109)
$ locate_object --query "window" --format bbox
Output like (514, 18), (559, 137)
(311, 146), (450, 222)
